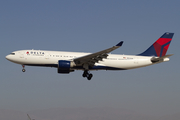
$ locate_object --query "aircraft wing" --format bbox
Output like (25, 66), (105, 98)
(73, 41), (123, 66)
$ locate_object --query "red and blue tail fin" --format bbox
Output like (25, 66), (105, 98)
(139, 32), (174, 57)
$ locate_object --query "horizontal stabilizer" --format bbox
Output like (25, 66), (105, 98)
(151, 54), (173, 63)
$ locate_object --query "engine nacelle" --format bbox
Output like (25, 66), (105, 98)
(58, 60), (75, 74)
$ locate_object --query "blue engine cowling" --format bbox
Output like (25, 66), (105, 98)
(58, 60), (75, 74)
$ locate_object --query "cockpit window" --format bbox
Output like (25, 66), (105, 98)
(10, 53), (15, 55)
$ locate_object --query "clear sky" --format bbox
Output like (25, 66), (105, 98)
(0, 0), (180, 116)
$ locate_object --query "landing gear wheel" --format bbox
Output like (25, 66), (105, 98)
(82, 70), (93, 80)
(83, 73), (86, 77)
(22, 69), (26, 72)
(87, 74), (93, 80)
(22, 65), (25, 72)
(82, 71), (88, 77)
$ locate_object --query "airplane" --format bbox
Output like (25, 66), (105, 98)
(6, 32), (174, 80)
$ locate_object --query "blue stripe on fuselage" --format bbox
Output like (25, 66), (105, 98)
(24, 64), (126, 70)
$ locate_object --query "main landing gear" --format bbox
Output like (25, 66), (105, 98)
(82, 64), (93, 80)
(22, 65), (26, 72)
(82, 70), (93, 80)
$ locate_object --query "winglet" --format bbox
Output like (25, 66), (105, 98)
(116, 41), (124, 46)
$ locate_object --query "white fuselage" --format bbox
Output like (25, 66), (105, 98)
(6, 50), (167, 71)
(5, 32), (173, 80)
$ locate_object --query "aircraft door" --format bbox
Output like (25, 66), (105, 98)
(19, 52), (24, 58)
(45, 54), (49, 59)
(134, 57), (138, 64)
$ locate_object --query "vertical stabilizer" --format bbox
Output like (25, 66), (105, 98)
(139, 32), (174, 57)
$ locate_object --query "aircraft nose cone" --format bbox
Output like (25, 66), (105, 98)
(6, 55), (10, 60)
(6, 54), (17, 63)
(5, 55), (12, 61)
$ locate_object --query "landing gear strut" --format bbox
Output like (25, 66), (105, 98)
(82, 70), (93, 80)
(22, 65), (26, 72)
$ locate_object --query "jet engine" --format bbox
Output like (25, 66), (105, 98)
(57, 60), (75, 73)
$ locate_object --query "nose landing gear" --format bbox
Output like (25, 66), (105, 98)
(22, 65), (26, 72)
